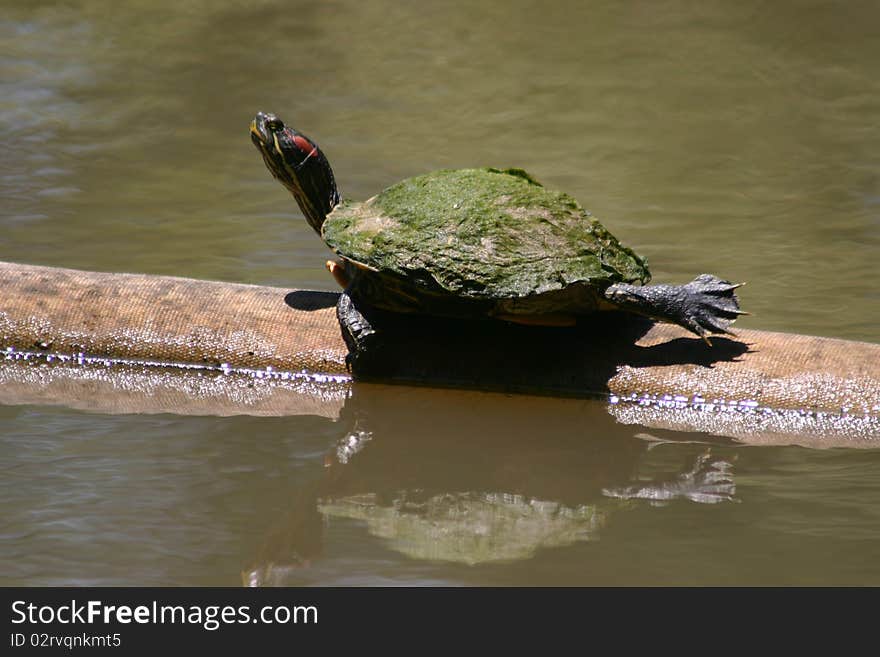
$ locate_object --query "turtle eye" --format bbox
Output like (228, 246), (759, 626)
(266, 116), (284, 132)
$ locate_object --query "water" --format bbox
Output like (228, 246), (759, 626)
(1, 0), (879, 585)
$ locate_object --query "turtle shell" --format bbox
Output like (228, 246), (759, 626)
(322, 168), (650, 316)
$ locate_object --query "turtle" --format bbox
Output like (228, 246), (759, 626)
(250, 111), (745, 368)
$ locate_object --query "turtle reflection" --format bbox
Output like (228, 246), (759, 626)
(318, 490), (607, 566)
(244, 385), (737, 585)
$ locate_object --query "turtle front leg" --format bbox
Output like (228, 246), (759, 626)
(336, 289), (381, 372)
(604, 274), (746, 344)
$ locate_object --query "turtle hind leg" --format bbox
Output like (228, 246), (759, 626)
(605, 274), (747, 344)
(336, 289), (381, 372)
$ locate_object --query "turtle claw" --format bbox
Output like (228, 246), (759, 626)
(605, 274), (746, 342)
(677, 274), (745, 339)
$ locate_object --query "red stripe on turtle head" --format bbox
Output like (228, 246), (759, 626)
(293, 134), (318, 159)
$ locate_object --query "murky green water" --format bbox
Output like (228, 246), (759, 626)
(2, 0), (879, 585)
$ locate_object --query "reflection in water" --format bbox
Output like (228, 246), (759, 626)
(244, 385), (737, 585)
(3, 364), (879, 585)
(316, 491), (606, 567)
(602, 451), (736, 505)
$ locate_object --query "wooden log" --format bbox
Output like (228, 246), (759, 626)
(1, 261), (878, 444)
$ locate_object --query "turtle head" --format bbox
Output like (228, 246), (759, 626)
(250, 111), (340, 233)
